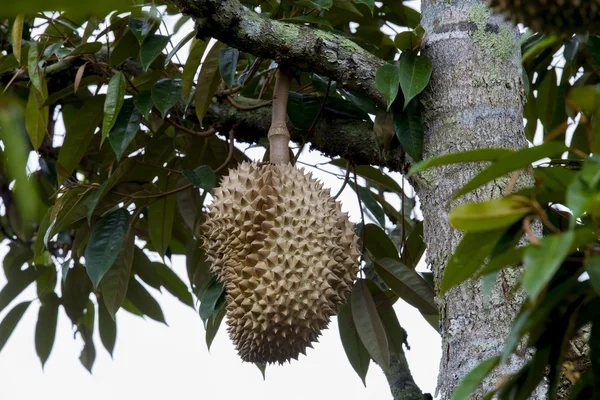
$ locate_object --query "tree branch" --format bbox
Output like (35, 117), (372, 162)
(170, 0), (387, 107)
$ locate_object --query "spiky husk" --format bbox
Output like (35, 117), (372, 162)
(488, 0), (600, 33)
(201, 162), (360, 364)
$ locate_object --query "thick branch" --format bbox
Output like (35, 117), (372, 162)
(170, 0), (387, 107)
(203, 99), (409, 172)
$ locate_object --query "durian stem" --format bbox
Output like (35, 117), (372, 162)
(268, 67), (291, 164)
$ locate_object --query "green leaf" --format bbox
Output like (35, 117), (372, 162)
(0, 301), (31, 352)
(98, 299), (117, 357)
(566, 177), (594, 224)
(373, 257), (437, 315)
(182, 165), (216, 192)
(206, 305), (225, 350)
(109, 29), (140, 66)
(199, 279), (225, 326)
(3, 0), (129, 17)
(398, 51), (432, 109)
(25, 85), (48, 150)
(86, 158), (134, 225)
(68, 42), (103, 56)
(351, 182), (385, 227)
(352, 0), (374, 15)
(79, 300), (96, 372)
(108, 99), (142, 160)
(363, 223), (400, 261)
(182, 39), (208, 100)
(101, 230), (135, 319)
(84, 208), (131, 289)
(449, 197), (530, 232)
(451, 356), (500, 400)
(392, 97), (424, 161)
(102, 71), (126, 143)
(140, 35), (170, 71)
(155, 263), (194, 308)
(126, 277), (166, 324)
(133, 91), (153, 117)
(152, 78), (183, 118)
(280, 16), (333, 29)
(286, 91), (322, 130)
(408, 148), (514, 177)
(11, 15), (24, 65)
(195, 42), (225, 124)
(351, 279), (390, 372)
(401, 222), (425, 268)
(581, 155), (600, 188)
(219, 47), (240, 90)
(375, 62), (400, 111)
(522, 231), (575, 300)
(330, 159), (404, 194)
(56, 97), (104, 182)
(377, 300), (406, 358)
(28, 42), (43, 93)
(148, 173), (177, 258)
(441, 228), (508, 293)
(338, 301), (370, 385)
(133, 247), (162, 290)
(165, 30), (195, 67)
(454, 142), (568, 199)
(35, 292), (59, 368)
(394, 31), (419, 51)
(129, 11), (159, 43)
(0, 266), (43, 314)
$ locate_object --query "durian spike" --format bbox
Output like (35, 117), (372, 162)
(268, 67), (291, 164)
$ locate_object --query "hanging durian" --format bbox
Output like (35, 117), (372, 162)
(488, 0), (600, 34)
(201, 67), (360, 364)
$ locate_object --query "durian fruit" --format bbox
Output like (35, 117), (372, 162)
(201, 162), (359, 364)
(488, 0), (600, 34)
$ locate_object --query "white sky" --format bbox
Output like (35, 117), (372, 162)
(0, 2), (442, 399)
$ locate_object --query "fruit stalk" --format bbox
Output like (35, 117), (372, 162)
(268, 66), (291, 164)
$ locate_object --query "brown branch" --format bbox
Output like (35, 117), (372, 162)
(170, 0), (386, 107)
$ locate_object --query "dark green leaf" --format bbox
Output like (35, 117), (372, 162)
(363, 223), (399, 261)
(148, 173), (177, 258)
(84, 208), (131, 289)
(109, 29), (140, 66)
(373, 258), (437, 315)
(219, 47), (240, 90)
(68, 42), (102, 56)
(398, 51), (432, 109)
(109, 99), (142, 160)
(392, 96), (424, 161)
(286, 92), (322, 130)
(182, 166), (216, 192)
(195, 42), (224, 124)
(454, 142), (568, 199)
(451, 356), (500, 400)
(101, 230), (135, 319)
(199, 279), (225, 326)
(401, 222), (425, 268)
(25, 85), (48, 150)
(133, 91), (154, 117)
(375, 62), (400, 111)
(0, 266), (43, 314)
(35, 292), (59, 367)
(351, 182), (385, 227)
(0, 301), (31, 352)
(126, 277), (166, 324)
(151, 78), (183, 118)
(182, 39), (208, 100)
(338, 300), (370, 385)
(86, 158), (135, 225)
(353, 0), (374, 14)
(165, 30), (195, 67)
(79, 300), (96, 372)
(102, 71), (126, 142)
(98, 299), (117, 357)
(377, 300), (406, 358)
(295, 0), (333, 9)
(522, 231), (575, 300)
(351, 279), (390, 372)
(140, 35), (170, 71)
(206, 304), (225, 350)
(133, 247), (161, 290)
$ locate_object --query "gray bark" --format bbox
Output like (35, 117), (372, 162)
(416, 1), (543, 398)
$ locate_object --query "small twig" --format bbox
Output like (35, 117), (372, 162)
(333, 159), (351, 200)
(167, 119), (218, 137)
(217, 85), (242, 96)
(523, 216), (542, 246)
(214, 130), (236, 173)
(243, 57), (264, 87)
(353, 164), (366, 257)
(226, 95), (272, 110)
(503, 170), (521, 196)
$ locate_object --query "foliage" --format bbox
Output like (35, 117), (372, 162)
(0, 0), (427, 379)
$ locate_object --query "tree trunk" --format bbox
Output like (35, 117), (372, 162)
(415, 1), (544, 398)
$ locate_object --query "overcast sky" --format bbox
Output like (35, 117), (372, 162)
(0, 2), (442, 399)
